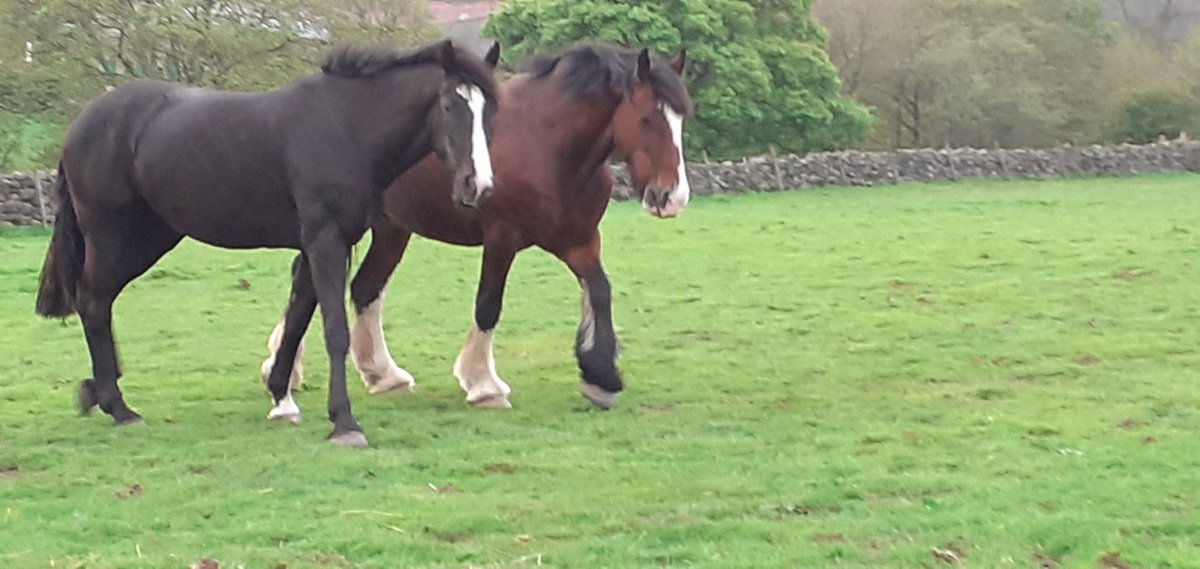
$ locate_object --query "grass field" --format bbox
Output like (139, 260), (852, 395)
(1, 176), (1199, 568)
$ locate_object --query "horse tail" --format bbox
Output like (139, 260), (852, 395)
(36, 162), (84, 318)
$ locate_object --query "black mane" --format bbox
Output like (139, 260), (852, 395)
(321, 41), (498, 100)
(521, 43), (693, 115)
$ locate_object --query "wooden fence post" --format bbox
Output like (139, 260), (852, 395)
(34, 169), (48, 227)
(944, 143), (959, 182)
(996, 143), (1010, 179)
(769, 146), (785, 190)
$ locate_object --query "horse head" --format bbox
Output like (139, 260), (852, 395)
(429, 40), (501, 209)
(612, 48), (692, 218)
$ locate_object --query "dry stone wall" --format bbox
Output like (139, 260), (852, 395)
(6, 141), (1200, 226)
(1, 170), (55, 227)
(609, 142), (1200, 200)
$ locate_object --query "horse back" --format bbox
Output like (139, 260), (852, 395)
(61, 82), (183, 204)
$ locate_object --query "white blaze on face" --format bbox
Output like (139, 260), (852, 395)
(455, 84), (494, 197)
(647, 104), (691, 218)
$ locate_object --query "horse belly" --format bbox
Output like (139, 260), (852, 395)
(138, 162), (301, 249)
(383, 158), (483, 246)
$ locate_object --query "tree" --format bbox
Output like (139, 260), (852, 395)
(0, 0), (437, 168)
(816, 0), (1113, 148)
(484, 0), (872, 159)
(1112, 90), (1200, 143)
(0, 0), (436, 97)
(1106, 0), (1200, 53)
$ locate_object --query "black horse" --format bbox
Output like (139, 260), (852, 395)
(35, 40), (500, 448)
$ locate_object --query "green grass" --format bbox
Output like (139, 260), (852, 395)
(2, 176), (1200, 568)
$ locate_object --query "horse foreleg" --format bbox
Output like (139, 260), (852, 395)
(303, 229), (366, 448)
(349, 225), (415, 394)
(561, 236), (624, 409)
(265, 254), (316, 425)
(453, 242), (517, 408)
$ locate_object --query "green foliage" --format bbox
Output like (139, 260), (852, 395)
(485, 0), (872, 158)
(0, 0), (438, 169)
(4, 177), (1200, 566)
(0, 122), (18, 171)
(0, 113), (66, 171)
(1112, 91), (1200, 144)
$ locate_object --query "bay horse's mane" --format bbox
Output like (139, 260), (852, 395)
(321, 42), (498, 100)
(521, 43), (693, 115)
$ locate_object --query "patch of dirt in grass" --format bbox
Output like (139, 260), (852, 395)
(1034, 551), (1061, 568)
(1097, 551), (1132, 569)
(1073, 355), (1102, 366)
(0, 465), (18, 480)
(812, 534), (845, 544)
(483, 463), (516, 474)
(931, 543), (966, 565)
(423, 526), (470, 543)
(768, 503), (842, 519)
(190, 560), (221, 569)
(1111, 270), (1155, 281)
(116, 484), (144, 499)
(1117, 420), (1140, 430)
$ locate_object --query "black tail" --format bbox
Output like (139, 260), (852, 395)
(35, 162), (84, 318)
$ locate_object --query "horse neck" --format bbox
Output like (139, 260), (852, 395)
(515, 80), (620, 184)
(326, 67), (442, 189)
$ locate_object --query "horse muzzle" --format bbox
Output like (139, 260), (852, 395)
(454, 172), (495, 209)
(641, 185), (688, 219)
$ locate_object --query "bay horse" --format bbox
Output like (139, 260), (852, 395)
(261, 43), (693, 412)
(35, 40), (500, 448)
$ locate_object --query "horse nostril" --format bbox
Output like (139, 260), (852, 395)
(656, 189), (671, 208)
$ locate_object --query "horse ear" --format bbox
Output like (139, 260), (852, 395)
(670, 48), (687, 75)
(484, 42), (501, 68)
(438, 40), (458, 73)
(636, 48), (652, 83)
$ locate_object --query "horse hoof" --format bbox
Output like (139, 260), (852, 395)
(79, 380), (99, 415)
(469, 394), (512, 409)
(580, 383), (619, 410)
(367, 377), (415, 395)
(268, 413), (303, 425)
(329, 431), (369, 449)
(115, 416), (145, 427)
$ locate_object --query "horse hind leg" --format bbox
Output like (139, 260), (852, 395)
(265, 254), (317, 425)
(454, 243), (517, 409)
(261, 318), (305, 392)
(351, 286), (416, 394)
(261, 254), (310, 392)
(77, 211), (182, 425)
(349, 225), (415, 395)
